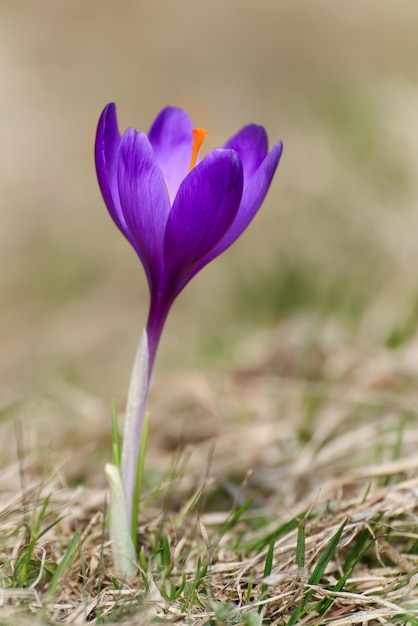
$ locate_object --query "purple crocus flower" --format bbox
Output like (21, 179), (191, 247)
(95, 104), (283, 560)
(95, 103), (283, 372)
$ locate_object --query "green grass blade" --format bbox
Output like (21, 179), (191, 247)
(314, 536), (375, 619)
(35, 515), (65, 542)
(132, 411), (150, 550)
(95, 504), (107, 622)
(263, 539), (275, 579)
(217, 498), (253, 541)
(259, 539), (275, 607)
(46, 530), (81, 596)
(296, 519), (306, 568)
(286, 519), (347, 625)
(181, 557), (208, 611)
(309, 520), (347, 585)
(247, 515), (302, 553)
(32, 494), (51, 538)
(111, 400), (121, 469)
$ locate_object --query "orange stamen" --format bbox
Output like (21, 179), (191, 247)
(189, 127), (208, 171)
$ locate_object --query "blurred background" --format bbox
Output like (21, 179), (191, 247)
(2, 0), (418, 414)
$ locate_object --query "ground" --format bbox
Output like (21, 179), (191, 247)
(1, 1), (418, 624)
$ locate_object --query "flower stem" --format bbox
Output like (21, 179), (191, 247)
(105, 463), (136, 576)
(146, 294), (173, 376)
(119, 295), (173, 550)
(121, 330), (149, 534)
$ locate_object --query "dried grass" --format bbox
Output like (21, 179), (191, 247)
(1, 323), (418, 624)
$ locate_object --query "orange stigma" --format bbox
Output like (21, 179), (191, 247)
(189, 127), (208, 171)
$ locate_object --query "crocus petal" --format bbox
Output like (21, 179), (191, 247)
(163, 148), (243, 295)
(148, 107), (194, 202)
(95, 103), (132, 239)
(195, 141), (283, 270)
(118, 129), (171, 290)
(224, 124), (268, 181)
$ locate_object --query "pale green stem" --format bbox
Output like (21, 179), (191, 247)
(105, 463), (136, 576)
(120, 329), (149, 532)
